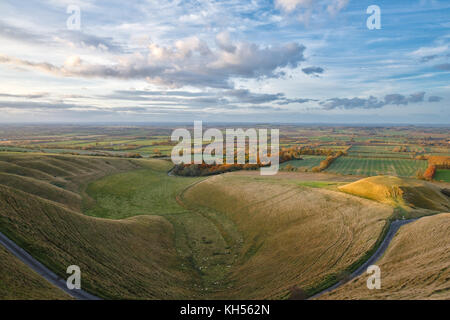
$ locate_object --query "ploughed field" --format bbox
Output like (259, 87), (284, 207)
(0, 153), (448, 299)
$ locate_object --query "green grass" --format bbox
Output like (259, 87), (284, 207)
(295, 181), (344, 189)
(0, 156), (204, 299)
(84, 169), (201, 219)
(83, 168), (238, 288)
(434, 169), (450, 182)
(0, 246), (71, 300)
(325, 157), (427, 177)
(281, 156), (326, 170)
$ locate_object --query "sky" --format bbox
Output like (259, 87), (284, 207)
(0, 0), (449, 124)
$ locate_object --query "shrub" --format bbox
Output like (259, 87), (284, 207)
(423, 165), (436, 181)
(288, 286), (307, 300)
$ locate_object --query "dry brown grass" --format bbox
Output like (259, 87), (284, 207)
(320, 213), (450, 300)
(181, 174), (394, 299)
(338, 175), (450, 212)
(0, 245), (71, 300)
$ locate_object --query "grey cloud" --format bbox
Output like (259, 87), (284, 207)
(321, 97), (372, 110)
(302, 66), (324, 75)
(0, 100), (98, 110)
(224, 89), (284, 104)
(0, 92), (49, 99)
(384, 94), (408, 105)
(113, 90), (211, 97)
(420, 55), (438, 62)
(215, 32), (236, 53)
(321, 92), (440, 110)
(407, 92), (425, 103)
(56, 30), (124, 53)
(247, 105), (283, 111)
(277, 98), (316, 105)
(434, 63), (450, 71)
(0, 21), (123, 53)
(428, 96), (443, 102)
(0, 100), (174, 114)
(103, 88), (293, 106)
(0, 38), (306, 89)
(0, 21), (46, 44)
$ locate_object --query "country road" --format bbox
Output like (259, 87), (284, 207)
(310, 218), (417, 299)
(0, 231), (100, 300)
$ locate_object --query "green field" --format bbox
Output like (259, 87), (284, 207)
(84, 168), (200, 219)
(281, 156), (326, 170)
(325, 157), (428, 177)
(434, 169), (450, 182)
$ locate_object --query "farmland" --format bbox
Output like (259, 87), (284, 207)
(434, 169), (450, 182)
(0, 124), (449, 300)
(280, 156), (327, 171)
(0, 153), (395, 299)
(325, 157), (428, 177)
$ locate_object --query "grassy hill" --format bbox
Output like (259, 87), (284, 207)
(0, 153), (395, 299)
(1, 152), (447, 300)
(320, 212), (450, 300)
(180, 173), (394, 298)
(0, 154), (202, 299)
(338, 175), (450, 213)
(0, 245), (70, 300)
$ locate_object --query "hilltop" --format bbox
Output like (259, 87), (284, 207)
(338, 175), (450, 212)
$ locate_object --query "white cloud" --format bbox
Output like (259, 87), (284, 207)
(0, 35), (306, 89)
(411, 45), (448, 57)
(275, 0), (350, 23)
(275, 0), (314, 12)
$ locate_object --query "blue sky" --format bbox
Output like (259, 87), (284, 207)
(0, 0), (449, 123)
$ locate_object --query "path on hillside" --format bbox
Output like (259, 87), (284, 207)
(0, 231), (100, 300)
(310, 218), (417, 299)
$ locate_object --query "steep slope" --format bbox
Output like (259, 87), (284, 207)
(181, 174), (394, 298)
(338, 175), (450, 212)
(320, 213), (450, 300)
(0, 245), (71, 300)
(0, 154), (200, 299)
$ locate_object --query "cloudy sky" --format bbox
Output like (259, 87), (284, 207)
(0, 0), (449, 124)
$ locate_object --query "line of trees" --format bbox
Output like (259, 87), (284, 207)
(311, 151), (345, 173)
(416, 156), (449, 181)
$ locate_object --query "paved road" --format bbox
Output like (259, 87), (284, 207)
(310, 218), (417, 299)
(0, 231), (100, 300)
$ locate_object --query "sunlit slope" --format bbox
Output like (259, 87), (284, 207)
(338, 175), (450, 212)
(181, 174), (394, 299)
(321, 213), (450, 300)
(0, 154), (200, 299)
(0, 245), (71, 300)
